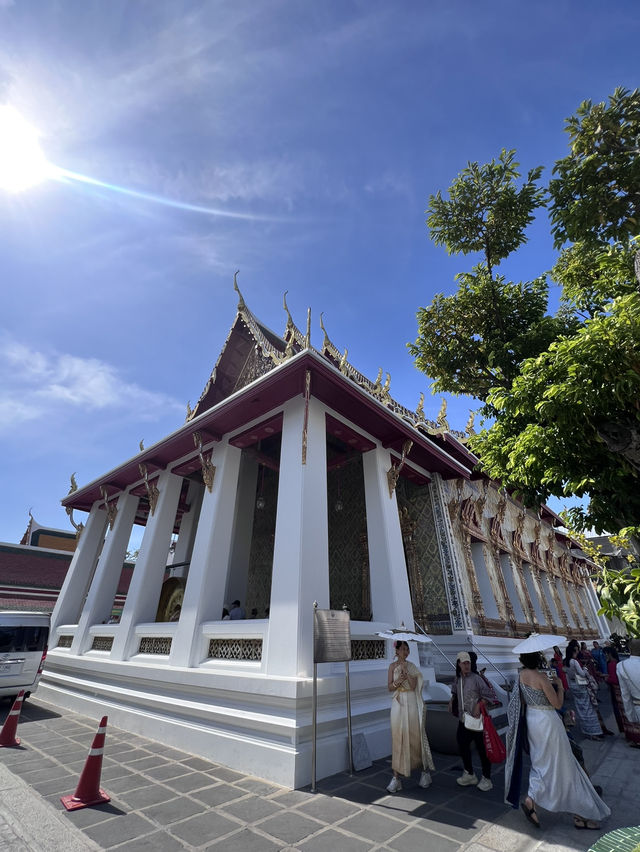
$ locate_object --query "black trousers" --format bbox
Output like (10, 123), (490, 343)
(456, 721), (491, 779)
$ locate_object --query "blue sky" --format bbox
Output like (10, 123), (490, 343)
(1, 0), (639, 543)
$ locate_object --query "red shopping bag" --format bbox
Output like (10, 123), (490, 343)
(481, 704), (506, 764)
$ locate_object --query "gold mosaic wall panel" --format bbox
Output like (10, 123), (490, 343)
(396, 478), (451, 634)
(328, 456), (371, 620)
(246, 463), (279, 618)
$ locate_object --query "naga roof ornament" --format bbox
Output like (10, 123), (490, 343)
(189, 275), (470, 441)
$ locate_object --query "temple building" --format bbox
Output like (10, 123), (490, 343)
(0, 513), (132, 615)
(0, 514), (76, 612)
(42, 280), (608, 787)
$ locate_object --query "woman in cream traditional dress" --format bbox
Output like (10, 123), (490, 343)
(386, 640), (434, 793)
(505, 651), (610, 831)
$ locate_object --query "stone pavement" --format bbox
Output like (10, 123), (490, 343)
(0, 694), (637, 852)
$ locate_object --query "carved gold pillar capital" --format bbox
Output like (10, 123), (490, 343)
(100, 486), (118, 530)
(387, 440), (412, 498)
(138, 464), (160, 516)
(193, 432), (216, 492)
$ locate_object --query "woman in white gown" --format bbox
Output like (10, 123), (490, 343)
(505, 651), (610, 831)
(386, 640), (435, 793)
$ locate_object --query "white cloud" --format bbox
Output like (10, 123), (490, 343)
(0, 335), (184, 433)
(363, 171), (412, 199)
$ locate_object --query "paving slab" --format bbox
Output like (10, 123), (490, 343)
(0, 690), (637, 852)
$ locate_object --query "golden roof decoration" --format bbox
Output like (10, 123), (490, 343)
(465, 410), (476, 438)
(233, 269), (246, 311)
(190, 275), (470, 439)
(282, 291), (308, 351)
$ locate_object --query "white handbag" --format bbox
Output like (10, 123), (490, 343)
(459, 679), (484, 731)
(463, 711), (484, 731)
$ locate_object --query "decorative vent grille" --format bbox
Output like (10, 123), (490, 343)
(351, 639), (385, 660)
(90, 636), (114, 652)
(139, 637), (172, 655)
(57, 635), (73, 648)
(208, 638), (262, 661)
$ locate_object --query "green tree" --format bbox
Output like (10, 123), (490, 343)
(568, 531), (640, 637)
(413, 88), (640, 537)
(426, 149), (545, 278)
(470, 290), (640, 533)
(409, 150), (571, 402)
(549, 87), (640, 248)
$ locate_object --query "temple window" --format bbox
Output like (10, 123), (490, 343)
(327, 433), (370, 620)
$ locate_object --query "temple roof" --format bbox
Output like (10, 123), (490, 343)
(62, 276), (478, 516)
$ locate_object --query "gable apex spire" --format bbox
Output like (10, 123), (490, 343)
(233, 270), (246, 311)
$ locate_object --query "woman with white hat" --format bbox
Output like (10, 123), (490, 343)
(449, 651), (497, 791)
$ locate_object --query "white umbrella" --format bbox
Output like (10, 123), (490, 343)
(511, 633), (566, 655)
(376, 624), (432, 644)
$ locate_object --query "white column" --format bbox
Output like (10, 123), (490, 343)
(169, 442), (242, 667)
(50, 502), (108, 635)
(110, 471), (183, 660)
(362, 446), (413, 627)
(264, 395), (329, 678)
(225, 453), (259, 606)
(70, 492), (139, 654)
(171, 480), (204, 576)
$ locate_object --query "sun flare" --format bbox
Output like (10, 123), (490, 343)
(0, 105), (53, 193)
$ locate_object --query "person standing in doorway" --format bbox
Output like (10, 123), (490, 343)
(229, 600), (246, 619)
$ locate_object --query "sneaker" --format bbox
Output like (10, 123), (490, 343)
(418, 771), (432, 788)
(477, 776), (493, 791)
(386, 777), (402, 793)
(456, 771), (478, 786)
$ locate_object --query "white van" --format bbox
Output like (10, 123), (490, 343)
(0, 611), (50, 701)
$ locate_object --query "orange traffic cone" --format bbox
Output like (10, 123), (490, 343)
(0, 690), (25, 748)
(60, 715), (111, 810)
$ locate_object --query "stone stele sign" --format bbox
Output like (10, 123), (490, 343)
(313, 608), (351, 663)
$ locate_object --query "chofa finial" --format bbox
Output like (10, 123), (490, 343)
(233, 270), (246, 311)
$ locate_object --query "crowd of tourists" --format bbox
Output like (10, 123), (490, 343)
(385, 636), (640, 833)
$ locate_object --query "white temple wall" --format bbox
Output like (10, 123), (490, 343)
(540, 572), (560, 626)
(362, 447), (414, 629)
(519, 562), (543, 624)
(499, 553), (526, 622)
(471, 542), (500, 619)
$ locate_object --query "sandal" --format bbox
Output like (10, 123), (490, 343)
(521, 799), (540, 828)
(574, 817), (600, 830)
